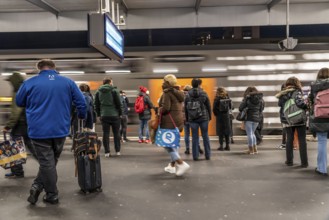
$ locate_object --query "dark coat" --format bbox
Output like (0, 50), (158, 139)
(185, 88), (212, 122)
(159, 85), (185, 131)
(94, 84), (122, 117)
(309, 79), (329, 132)
(239, 92), (265, 123)
(138, 92), (154, 120)
(213, 96), (232, 136)
(277, 86), (308, 127)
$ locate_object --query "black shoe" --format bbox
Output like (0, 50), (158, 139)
(285, 161), (293, 166)
(205, 157), (210, 160)
(224, 146), (230, 151)
(199, 148), (204, 154)
(300, 164), (308, 168)
(193, 158), (199, 161)
(27, 187), (42, 205)
(184, 149), (190, 155)
(230, 138), (234, 144)
(124, 138), (130, 142)
(43, 194), (59, 205)
(217, 146), (224, 151)
(315, 168), (328, 176)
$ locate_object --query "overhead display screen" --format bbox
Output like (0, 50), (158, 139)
(105, 14), (124, 59)
(88, 13), (124, 62)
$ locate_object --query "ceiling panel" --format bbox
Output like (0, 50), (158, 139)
(201, 0), (270, 7)
(125, 0), (195, 9)
(0, 0), (42, 12)
(45, 0), (97, 11)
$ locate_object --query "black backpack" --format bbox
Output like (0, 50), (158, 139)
(219, 99), (231, 112)
(186, 97), (203, 120)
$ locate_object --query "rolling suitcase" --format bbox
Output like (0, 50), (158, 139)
(73, 120), (102, 193)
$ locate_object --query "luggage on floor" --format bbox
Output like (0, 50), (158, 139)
(73, 120), (102, 193)
(0, 132), (27, 169)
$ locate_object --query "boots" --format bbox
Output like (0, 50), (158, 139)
(253, 145), (258, 154)
(224, 145), (230, 151)
(245, 146), (254, 155)
(217, 146), (224, 151)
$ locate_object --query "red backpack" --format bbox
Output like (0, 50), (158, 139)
(314, 89), (329, 118)
(134, 96), (145, 113)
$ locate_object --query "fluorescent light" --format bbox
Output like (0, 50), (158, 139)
(153, 69), (178, 74)
(303, 53), (329, 60)
(225, 86), (280, 92)
(59, 71), (85, 75)
(228, 64), (296, 71)
(202, 67), (227, 72)
(228, 73), (317, 81)
(106, 70), (131, 73)
(230, 96), (278, 102)
(297, 62), (329, 70)
(216, 57), (245, 61)
(1, 72), (26, 76)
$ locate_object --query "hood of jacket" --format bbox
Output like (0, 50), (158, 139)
(99, 84), (115, 93)
(311, 79), (329, 93)
(275, 86), (296, 98)
(6, 72), (24, 92)
(248, 92), (263, 105)
(163, 85), (184, 102)
(188, 88), (202, 98)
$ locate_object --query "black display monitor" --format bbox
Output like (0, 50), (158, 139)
(88, 12), (124, 62)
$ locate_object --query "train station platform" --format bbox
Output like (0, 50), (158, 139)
(0, 139), (328, 220)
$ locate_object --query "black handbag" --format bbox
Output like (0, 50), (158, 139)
(236, 107), (248, 121)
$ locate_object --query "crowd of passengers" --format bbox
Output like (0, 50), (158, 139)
(2, 59), (329, 204)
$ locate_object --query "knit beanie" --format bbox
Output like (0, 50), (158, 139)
(163, 74), (177, 86)
(139, 86), (147, 93)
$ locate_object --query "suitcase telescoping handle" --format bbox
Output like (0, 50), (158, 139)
(3, 131), (8, 141)
(78, 119), (85, 133)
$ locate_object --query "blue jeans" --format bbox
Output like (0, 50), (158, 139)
(165, 147), (181, 162)
(190, 120), (211, 160)
(245, 121), (259, 147)
(184, 123), (190, 150)
(139, 119), (150, 140)
(317, 132), (328, 173)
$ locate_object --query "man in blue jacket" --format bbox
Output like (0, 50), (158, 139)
(16, 59), (86, 205)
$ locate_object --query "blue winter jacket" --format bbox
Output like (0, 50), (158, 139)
(16, 70), (86, 139)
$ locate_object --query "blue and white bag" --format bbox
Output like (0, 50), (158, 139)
(155, 113), (180, 148)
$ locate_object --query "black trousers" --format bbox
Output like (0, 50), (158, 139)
(286, 125), (308, 165)
(282, 127), (287, 145)
(31, 138), (65, 195)
(219, 135), (229, 147)
(101, 116), (121, 153)
(120, 115), (128, 140)
(11, 135), (37, 176)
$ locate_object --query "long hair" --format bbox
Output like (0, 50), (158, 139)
(216, 87), (228, 98)
(285, 77), (302, 90)
(317, 68), (329, 80)
(243, 86), (258, 98)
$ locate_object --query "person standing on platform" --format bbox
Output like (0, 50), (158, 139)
(16, 59), (86, 205)
(136, 86), (154, 143)
(239, 86), (264, 155)
(2, 72), (37, 178)
(185, 78), (212, 161)
(94, 77), (123, 157)
(120, 90), (130, 142)
(213, 87), (232, 151)
(309, 68), (329, 175)
(277, 77), (308, 167)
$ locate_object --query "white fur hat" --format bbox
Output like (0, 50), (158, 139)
(163, 74), (177, 86)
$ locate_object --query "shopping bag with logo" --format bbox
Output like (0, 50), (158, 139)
(155, 113), (180, 148)
(0, 132), (27, 169)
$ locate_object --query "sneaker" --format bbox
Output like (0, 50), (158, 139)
(27, 186), (42, 205)
(145, 139), (150, 144)
(176, 162), (190, 176)
(105, 153), (111, 158)
(278, 144), (286, 150)
(285, 161), (293, 166)
(43, 194), (59, 205)
(5, 173), (24, 178)
(184, 149), (190, 155)
(138, 139), (144, 143)
(164, 163), (176, 174)
(116, 152), (121, 156)
(245, 147), (254, 155)
(122, 139), (126, 143)
(315, 168), (328, 176)
(124, 138), (130, 142)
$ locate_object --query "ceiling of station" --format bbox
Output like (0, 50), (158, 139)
(0, 0), (328, 13)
